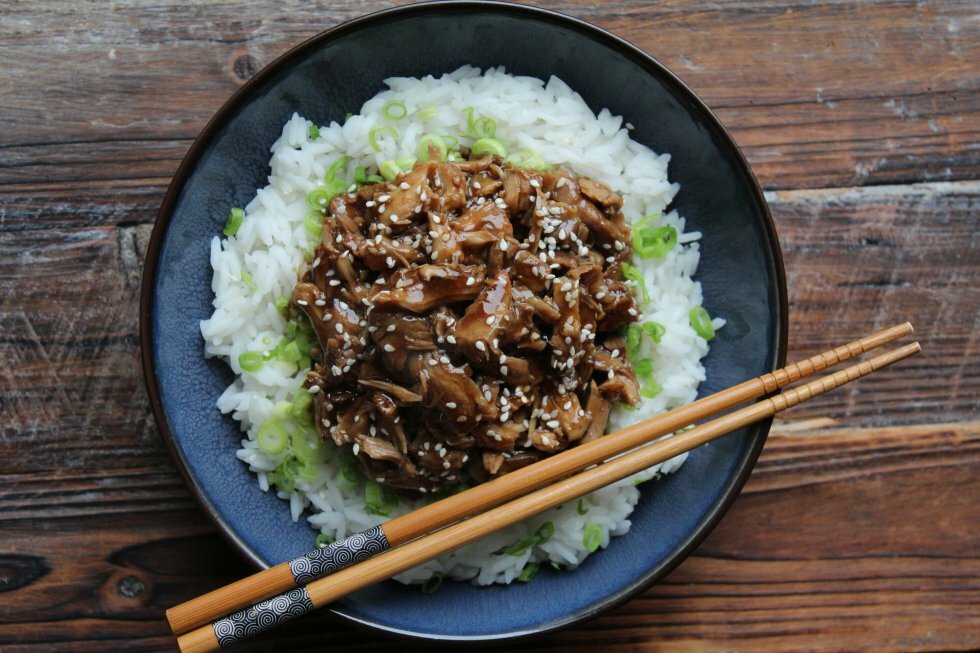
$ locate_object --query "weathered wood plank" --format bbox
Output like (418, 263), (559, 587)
(1, 423), (976, 651)
(0, 0), (976, 225)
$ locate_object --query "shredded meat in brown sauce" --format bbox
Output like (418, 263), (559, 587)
(293, 155), (642, 493)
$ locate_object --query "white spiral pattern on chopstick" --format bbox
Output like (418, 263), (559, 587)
(288, 525), (389, 585)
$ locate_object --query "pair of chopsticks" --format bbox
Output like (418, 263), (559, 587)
(171, 323), (919, 652)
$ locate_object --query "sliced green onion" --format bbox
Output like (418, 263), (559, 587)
(395, 155), (417, 170)
(364, 479), (399, 516)
(505, 149), (550, 171)
(417, 134), (448, 162)
(517, 562), (540, 583)
(416, 106), (439, 120)
(344, 112), (353, 123)
(240, 269), (256, 290)
(314, 533), (334, 548)
(576, 499), (589, 515)
(380, 160), (401, 181)
(223, 207), (244, 237)
(306, 187), (334, 210)
(503, 537), (535, 556)
(368, 125), (398, 152)
(535, 521), (555, 544)
(304, 209), (324, 238)
(274, 295), (289, 315)
(268, 457), (301, 493)
(460, 107), (476, 136)
(441, 134), (459, 150)
(582, 523), (602, 553)
(689, 306), (715, 340)
(271, 400), (292, 421)
(626, 324), (643, 360)
(238, 351), (263, 373)
(335, 458), (361, 493)
(460, 107), (496, 138)
(633, 358), (653, 381)
(640, 384), (661, 399)
(291, 430), (324, 466)
(303, 241), (316, 263)
(643, 321), (666, 344)
(475, 116), (496, 138)
(421, 571), (444, 595)
(355, 166), (384, 185)
(290, 390), (313, 421)
(308, 124), (320, 140)
(620, 263), (650, 304)
(382, 100), (408, 120)
(256, 420), (288, 455)
(325, 155), (349, 182)
(634, 225), (677, 259)
(470, 137), (507, 158)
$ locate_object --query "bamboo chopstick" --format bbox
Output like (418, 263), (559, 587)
(167, 322), (913, 636)
(176, 340), (921, 653)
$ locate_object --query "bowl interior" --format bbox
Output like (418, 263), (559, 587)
(144, 2), (785, 640)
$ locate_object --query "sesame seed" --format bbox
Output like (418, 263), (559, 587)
(446, 402), (457, 409)
(387, 325), (396, 332)
(366, 200), (376, 207)
(499, 240), (508, 252)
(485, 316), (495, 326)
(546, 419), (560, 429)
(446, 335), (457, 344)
(466, 277), (475, 286)
(457, 415), (467, 422)
(309, 385), (321, 395)
(331, 365), (342, 376)
(439, 355), (451, 364)
(335, 323), (343, 333)
(352, 443), (360, 455)
(475, 341), (487, 352)
(328, 279), (340, 287)
(500, 365), (508, 375)
(556, 177), (567, 188)
(428, 359), (437, 366)
(399, 182), (410, 190)
(383, 344), (395, 352)
(378, 194), (391, 202)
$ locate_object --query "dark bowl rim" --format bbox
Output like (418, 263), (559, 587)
(139, 0), (788, 642)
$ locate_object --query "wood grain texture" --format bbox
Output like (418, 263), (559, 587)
(0, 1), (977, 651)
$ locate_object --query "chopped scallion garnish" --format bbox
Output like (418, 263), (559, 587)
(576, 499), (589, 515)
(223, 207), (244, 237)
(304, 209), (324, 238)
(470, 137), (507, 158)
(620, 263), (649, 304)
(421, 571), (444, 595)
(364, 479), (399, 516)
(382, 100), (408, 120)
(689, 306), (715, 340)
(308, 124), (320, 140)
(417, 133), (448, 162)
(314, 533), (334, 548)
(643, 321), (665, 344)
(325, 155), (349, 182)
(238, 351), (263, 373)
(274, 295), (289, 315)
(256, 419), (288, 455)
(368, 125), (398, 152)
(582, 523), (602, 553)
(379, 160), (401, 181)
(634, 223), (677, 259)
(517, 562), (540, 583)
(240, 269), (256, 290)
(416, 106), (439, 120)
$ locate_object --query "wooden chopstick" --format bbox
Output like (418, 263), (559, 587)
(176, 339), (921, 653)
(167, 322), (913, 636)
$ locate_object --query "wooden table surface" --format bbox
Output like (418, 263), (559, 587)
(1, 1), (977, 651)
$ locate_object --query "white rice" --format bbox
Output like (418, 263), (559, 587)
(201, 67), (723, 586)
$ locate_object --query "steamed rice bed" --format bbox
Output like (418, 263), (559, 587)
(201, 67), (721, 586)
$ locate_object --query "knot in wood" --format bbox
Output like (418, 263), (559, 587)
(117, 575), (145, 598)
(233, 54), (260, 81)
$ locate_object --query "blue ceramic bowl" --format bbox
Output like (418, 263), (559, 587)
(141, 1), (786, 641)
